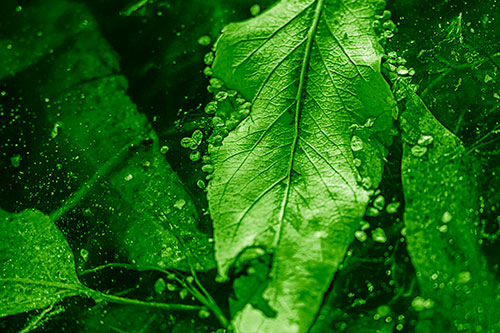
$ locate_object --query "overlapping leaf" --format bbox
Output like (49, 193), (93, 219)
(207, 0), (396, 330)
(400, 92), (500, 331)
(0, 209), (81, 317)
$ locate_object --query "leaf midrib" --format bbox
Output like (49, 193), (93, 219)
(273, 0), (326, 248)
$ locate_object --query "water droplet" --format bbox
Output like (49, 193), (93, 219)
(197, 35), (211, 46)
(51, 122), (62, 138)
(227, 90), (238, 98)
(351, 135), (363, 151)
(377, 305), (391, 317)
(203, 66), (213, 76)
(386, 202), (400, 214)
(10, 154), (21, 168)
(174, 199), (186, 210)
(457, 271), (471, 284)
(204, 52), (214, 65)
(190, 150), (201, 162)
(80, 248), (89, 262)
(239, 108), (250, 117)
(160, 145), (169, 154)
(210, 134), (223, 146)
(412, 296), (434, 311)
(250, 4), (261, 16)
(355, 230), (367, 242)
(361, 177), (373, 189)
(372, 228), (387, 243)
(192, 129), (203, 143)
(154, 278), (166, 294)
(196, 179), (206, 189)
(438, 225), (448, 233)
(397, 66), (409, 76)
(202, 164), (214, 173)
(360, 220), (370, 231)
(215, 91), (228, 102)
(180, 137), (193, 148)
(212, 117), (224, 127)
(202, 155), (211, 163)
(411, 145), (427, 157)
(198, 308), (211, 318)
(373, 195), (385, 210)
(204, 101), (217, 114)
(366, 207), (380, 217)
(442, 211), (452, 223)
(417, 135), (433, 146)
(209, 77), (223, 89)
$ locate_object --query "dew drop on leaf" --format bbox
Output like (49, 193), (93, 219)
(355, 230), (367, 242)
(10, 154), (21, 168)
(201, 164), (214, 174)
(215, 91), (228, 102)
(198, 308), (211, 319)
(189, 150), (201, 162)
(386, 202), (400, 214)
(417, 135), (434, 146)
(204, 52), (214, 66)
(196, 179), (206, 189)
(80, 248), (89, 262)
(411, 145), (428, 157)
(197, 35), (211, 46)
(191, 129), (203, 143)
(180, 137), (193, 148)
(373, 195), (386, 210)
(442, 211), (453, 223)
(372, 228), (387, 243)
(209, 78), (223, 89)
(250, 4), (261, 16)
(351, 135), (364, 151)
(204, 101), (217, 114)
(212, 117), (224, 127)
(160, 145), (169, 154)
(154, 278), (166, 294)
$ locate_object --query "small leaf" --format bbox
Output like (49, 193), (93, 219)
(0, 209), (81, 317)
(207, 0), (396, 331)
(400, 92), (500, 331)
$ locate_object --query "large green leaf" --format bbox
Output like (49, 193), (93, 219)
(207, 0), (396, 330)
(4, 0), (214, 272)
(400, 92), (500, 331)
(0, 209), (81, 317)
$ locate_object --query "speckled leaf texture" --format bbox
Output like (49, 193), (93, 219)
(400, 92), (500, 332)
(207, 0), (396, 331)
(0, 209), (81, 317)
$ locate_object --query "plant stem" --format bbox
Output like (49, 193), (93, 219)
(80, 262), (230, 328)
(49, 136), (146, 223)
(0, 277), (201, 311)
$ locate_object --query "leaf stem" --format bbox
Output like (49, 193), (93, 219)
(49, 136), (147, 223)
(0, 277), (201, 312)
(80, 262), (230, 328)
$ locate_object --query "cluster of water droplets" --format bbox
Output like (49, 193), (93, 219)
(178, 49), (252, 187)
(373, 10), (398, 47)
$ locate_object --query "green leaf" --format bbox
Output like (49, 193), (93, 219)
(0, 0), (93, 80)
(207, 0), (396, 330)
(6, 4), (215, 272)
(0, 209), (81, 317)
(400, 92), (500, 331)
